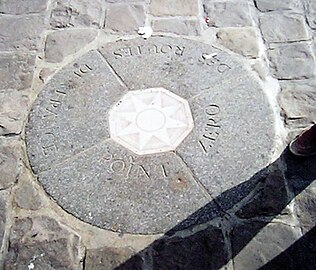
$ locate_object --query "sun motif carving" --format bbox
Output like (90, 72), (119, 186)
(109, 87), (194, 155)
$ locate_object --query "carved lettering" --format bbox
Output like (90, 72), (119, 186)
(205, 104), (220, 116)
(113, 44), (185, 59)
(161, 45), (173, 54)
(136, 165), (150, 179)
(43, 99), (62, 118)
(102, 151), (168, 179)
(199, 104), (222, 153)
(55, 89), (67, 95)
(161, 164), (168, 177)
(217, 64), (231, 73)
(110, 160), (126, 173)
(175, 46), (185, 56)
(40, 132), (57, 156)
(74, 64), (92, 78)
(201, 53), (232, 74)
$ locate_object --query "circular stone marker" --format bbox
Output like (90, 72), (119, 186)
(26, 37), (275, 234)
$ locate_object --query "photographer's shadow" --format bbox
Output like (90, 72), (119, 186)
(115, 148), (316, 270)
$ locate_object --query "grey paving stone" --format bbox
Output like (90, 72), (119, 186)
(151, 226), (227, 270)
(0, 0), (48, 14)
(150, 0), (199, 16)
(259, 13), (310, 43)
(254, 0), (302, 12)
(295, 181), (316, 232)
(0, 138), (21, 189)
(305, 0), (316, 29)
(176, 77), (274, 202)
(4, 216), (84, 270)
(268, 42), (316, 80)
(0, 90), (30, 136)
(38, 141), (210, 234)
(14, 169), (44, 210)
(232, 221), (301, 270)
(0, 53), (35, 91)
(106, 4), (145, 33)
(50, 0), (103, 29)
(153, 19), (200, 36)
(0, 191), (9, 260)
(85, 246), (143, 269)
(279, 79), (316, 128)
(45, 29), (97, 63)
(236, 163), (289, 218)
(0, 15), (45, 51)
(27, 37), (275, 234)
(204, 2), (253, 27)
(260, 226), (316, 270)
(284, 152), (316, 233)
(99, 37), (247, 98)
(216, 27), (260, 58)
(26, 50), (127, 173)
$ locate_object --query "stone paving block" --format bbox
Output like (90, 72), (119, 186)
(306, 14), (316, 30)
(295, 181), (316, 232)
(216, 27), (260, 58)
(0, 53), (35, 91)
(4, 216), (84, 270)
(259, 13), (310, 43)
(254, 0), (302, 12)
(26, 50), (127, 173)
(236, 164), (289, 219)
(0, 90), (30, 136)
(260, 226), (316, 270)
(305, 0), (316, 29)
(50, 0), (103, 29)
(38, 141), (210, 234)
(0, 0), (48, 14)
(151, 226), (228, 270)
(150, 0), (199, 16)
(153, 19), (200, 36)
(0, 138), (22, 189)
(232, 221), (301, 270)
(14, 168), (44, 210)
(268, 42), (316, 80)
(284, 152), (316, 234)
(279, 79), (316, 127)
(204, 2), (253, 27)
(106, 4), (145, 33)
(0, 191), (9, 259)
(0, 15), (45, 51)
(45, 29), (97, 63)
(85, 246), (143, 269)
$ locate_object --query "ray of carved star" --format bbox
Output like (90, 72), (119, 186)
(109, 88), (194, 155)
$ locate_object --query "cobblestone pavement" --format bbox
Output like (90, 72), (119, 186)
(0, 0), (316, 269)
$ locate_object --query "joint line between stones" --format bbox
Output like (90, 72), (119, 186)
(37, 138), (112, 174)
(188, 73), (247, 102)
(97, 50), (129, 89)
(174, 151), (214, 201)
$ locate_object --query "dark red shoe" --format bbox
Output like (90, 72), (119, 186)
(289, 124), (316, 156)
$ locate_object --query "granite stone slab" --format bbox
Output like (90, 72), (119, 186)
(99, 36), (248, 99)
(39, 140), (210, 234)
(26, 37), (275, 234)
(26, 50), (127, 173)
(4, 216), (84, 269)
(176, 74), (274, 208)
(0, 191), (8, 254)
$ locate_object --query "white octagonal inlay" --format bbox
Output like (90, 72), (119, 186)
(109, 88), (194, 155)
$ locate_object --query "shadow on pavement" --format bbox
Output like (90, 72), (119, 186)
(259, 225), (316, 270)
(114, 148), (316, 270)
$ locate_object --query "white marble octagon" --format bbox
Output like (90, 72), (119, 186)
(109, 87), (194, 155)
